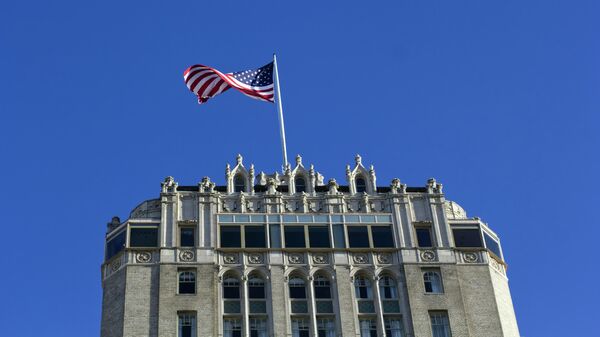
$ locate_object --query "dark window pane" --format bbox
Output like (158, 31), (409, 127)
(220, 226), (241, 248)
(180, 227), (195, 247)
(285, 226), (306, 248)
(289, 286), (306, 298)
(269, 224), (281, 248)
(484, 232), (502, 258)
(300, 330), (309, 337)
(179, 282), (195, 294)
(315, 286), (331, 298)
(232, 331), (241, 337)
(182, 326), (191, 337)
(234, 175), (245, 192)
(416, 228), (433, 247)
(224, 286), (240, 299)
(245, 225), (266, 248)
(333, 224), (346, 248)
(106, 231), (126, 260)
(295, 177), (306, 193)
(130, 228), (158, 247)
(249, 286), (265, 298)
(348, 226), (370, 248)
(372, 226), (395, 248)
(356, 177), (366, 193)
(453, 228), (483, 247)
(309, 226), (330, 248)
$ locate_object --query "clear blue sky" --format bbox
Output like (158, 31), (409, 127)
(1, 1), (598, 336)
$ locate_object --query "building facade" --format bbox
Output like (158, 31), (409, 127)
(100, 154), (520, 337)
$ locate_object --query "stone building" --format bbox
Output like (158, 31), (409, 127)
(100, 154), (520, 337)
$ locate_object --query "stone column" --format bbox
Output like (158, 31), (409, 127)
(307, 275), (318, 337)
(372, 275), (386, 337)
(242, 275), (250, 337)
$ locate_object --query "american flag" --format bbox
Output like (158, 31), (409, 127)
(183, 62), (274, 104)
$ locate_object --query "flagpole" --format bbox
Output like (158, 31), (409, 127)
(273, 53), (289, 169)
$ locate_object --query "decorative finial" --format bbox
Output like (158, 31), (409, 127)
(236, 154), (243, 165)
(296, 154), (302, 165)
(355, 154), (362, 165)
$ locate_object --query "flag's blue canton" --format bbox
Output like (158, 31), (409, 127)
(231, 62), (274, 87)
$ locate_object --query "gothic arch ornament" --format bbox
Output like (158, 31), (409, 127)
(217, 266), (243, 282)
(346, 154), (377, 195)
(309, 266), (336, 281)
(243, 266), (270, 280)
(283, 266), (310, 281)
(225, 154), (254, 194)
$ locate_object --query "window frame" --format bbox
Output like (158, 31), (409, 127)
(128, 224), (159, 248)
(423, 269), (444, 294)
(179, 226), (196, 248)
(178, 311), (197, 337)
(178, 269), (196, 295)
(414, 226), (434, 248)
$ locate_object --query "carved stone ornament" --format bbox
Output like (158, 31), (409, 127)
(179, 250), (195, 262)
(312, 253), (328, 264)
(247, 253), (263, 264)
(353, 253), (369, 264)
(110, 260), (121, 272)
(288, 253), (304, 264)
(223, 253), (238, 264)
(377, 253), (392, 264)
(420, 250), (436, 262)
(136, 251), (152, 263)
(463, 252), (478, 263)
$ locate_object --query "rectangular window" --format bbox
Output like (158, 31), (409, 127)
(317, 318), (335, 337)
(385, 318), (405, 337)
(178, 270), (196, 294)
(291, 319), (310, 337)
(129, 227), (158, 247)
(180, 227), (195, 247)
(359, 319), (377, 337)
(423, 269), (444, 294)
(178, 312), (196, 337)
(105, 230), (126, 260)
(269, 224), (281, 248)
(249, 318), (267, 337)
(484, 232), (502, 258)
(308, 226), (331, 248)
(333, 224), (346, 248)
(416, 227), (433, 247)
(245, 225), (266, 248)
(348, 226), (370, 248)
(285, 226), (306, 248)
(220, 226), (241, 248)
(430, 311), (452, 337)
(452, 228), (483, 247)
(223, 318), (242, 337)
(372, 225), (395, 248)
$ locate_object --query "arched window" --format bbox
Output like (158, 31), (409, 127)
(379, 275), (401, 314)
(379, 275), (398, 299)
(223, 276), (241, 314)
(289, 276), (308, 314)
(178, 271), (196, 294)
(354, 275), (372, 299)
(423, 270), (443, 293)
(355, 176), (366, 193)
(234, 175), (245, 193)
(248, 275), (267, 315)
(314, 274), (336, 336)
(314, 274), (334, 314)
(354, 275), (375, 314)
(295, 176), (306, 193)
